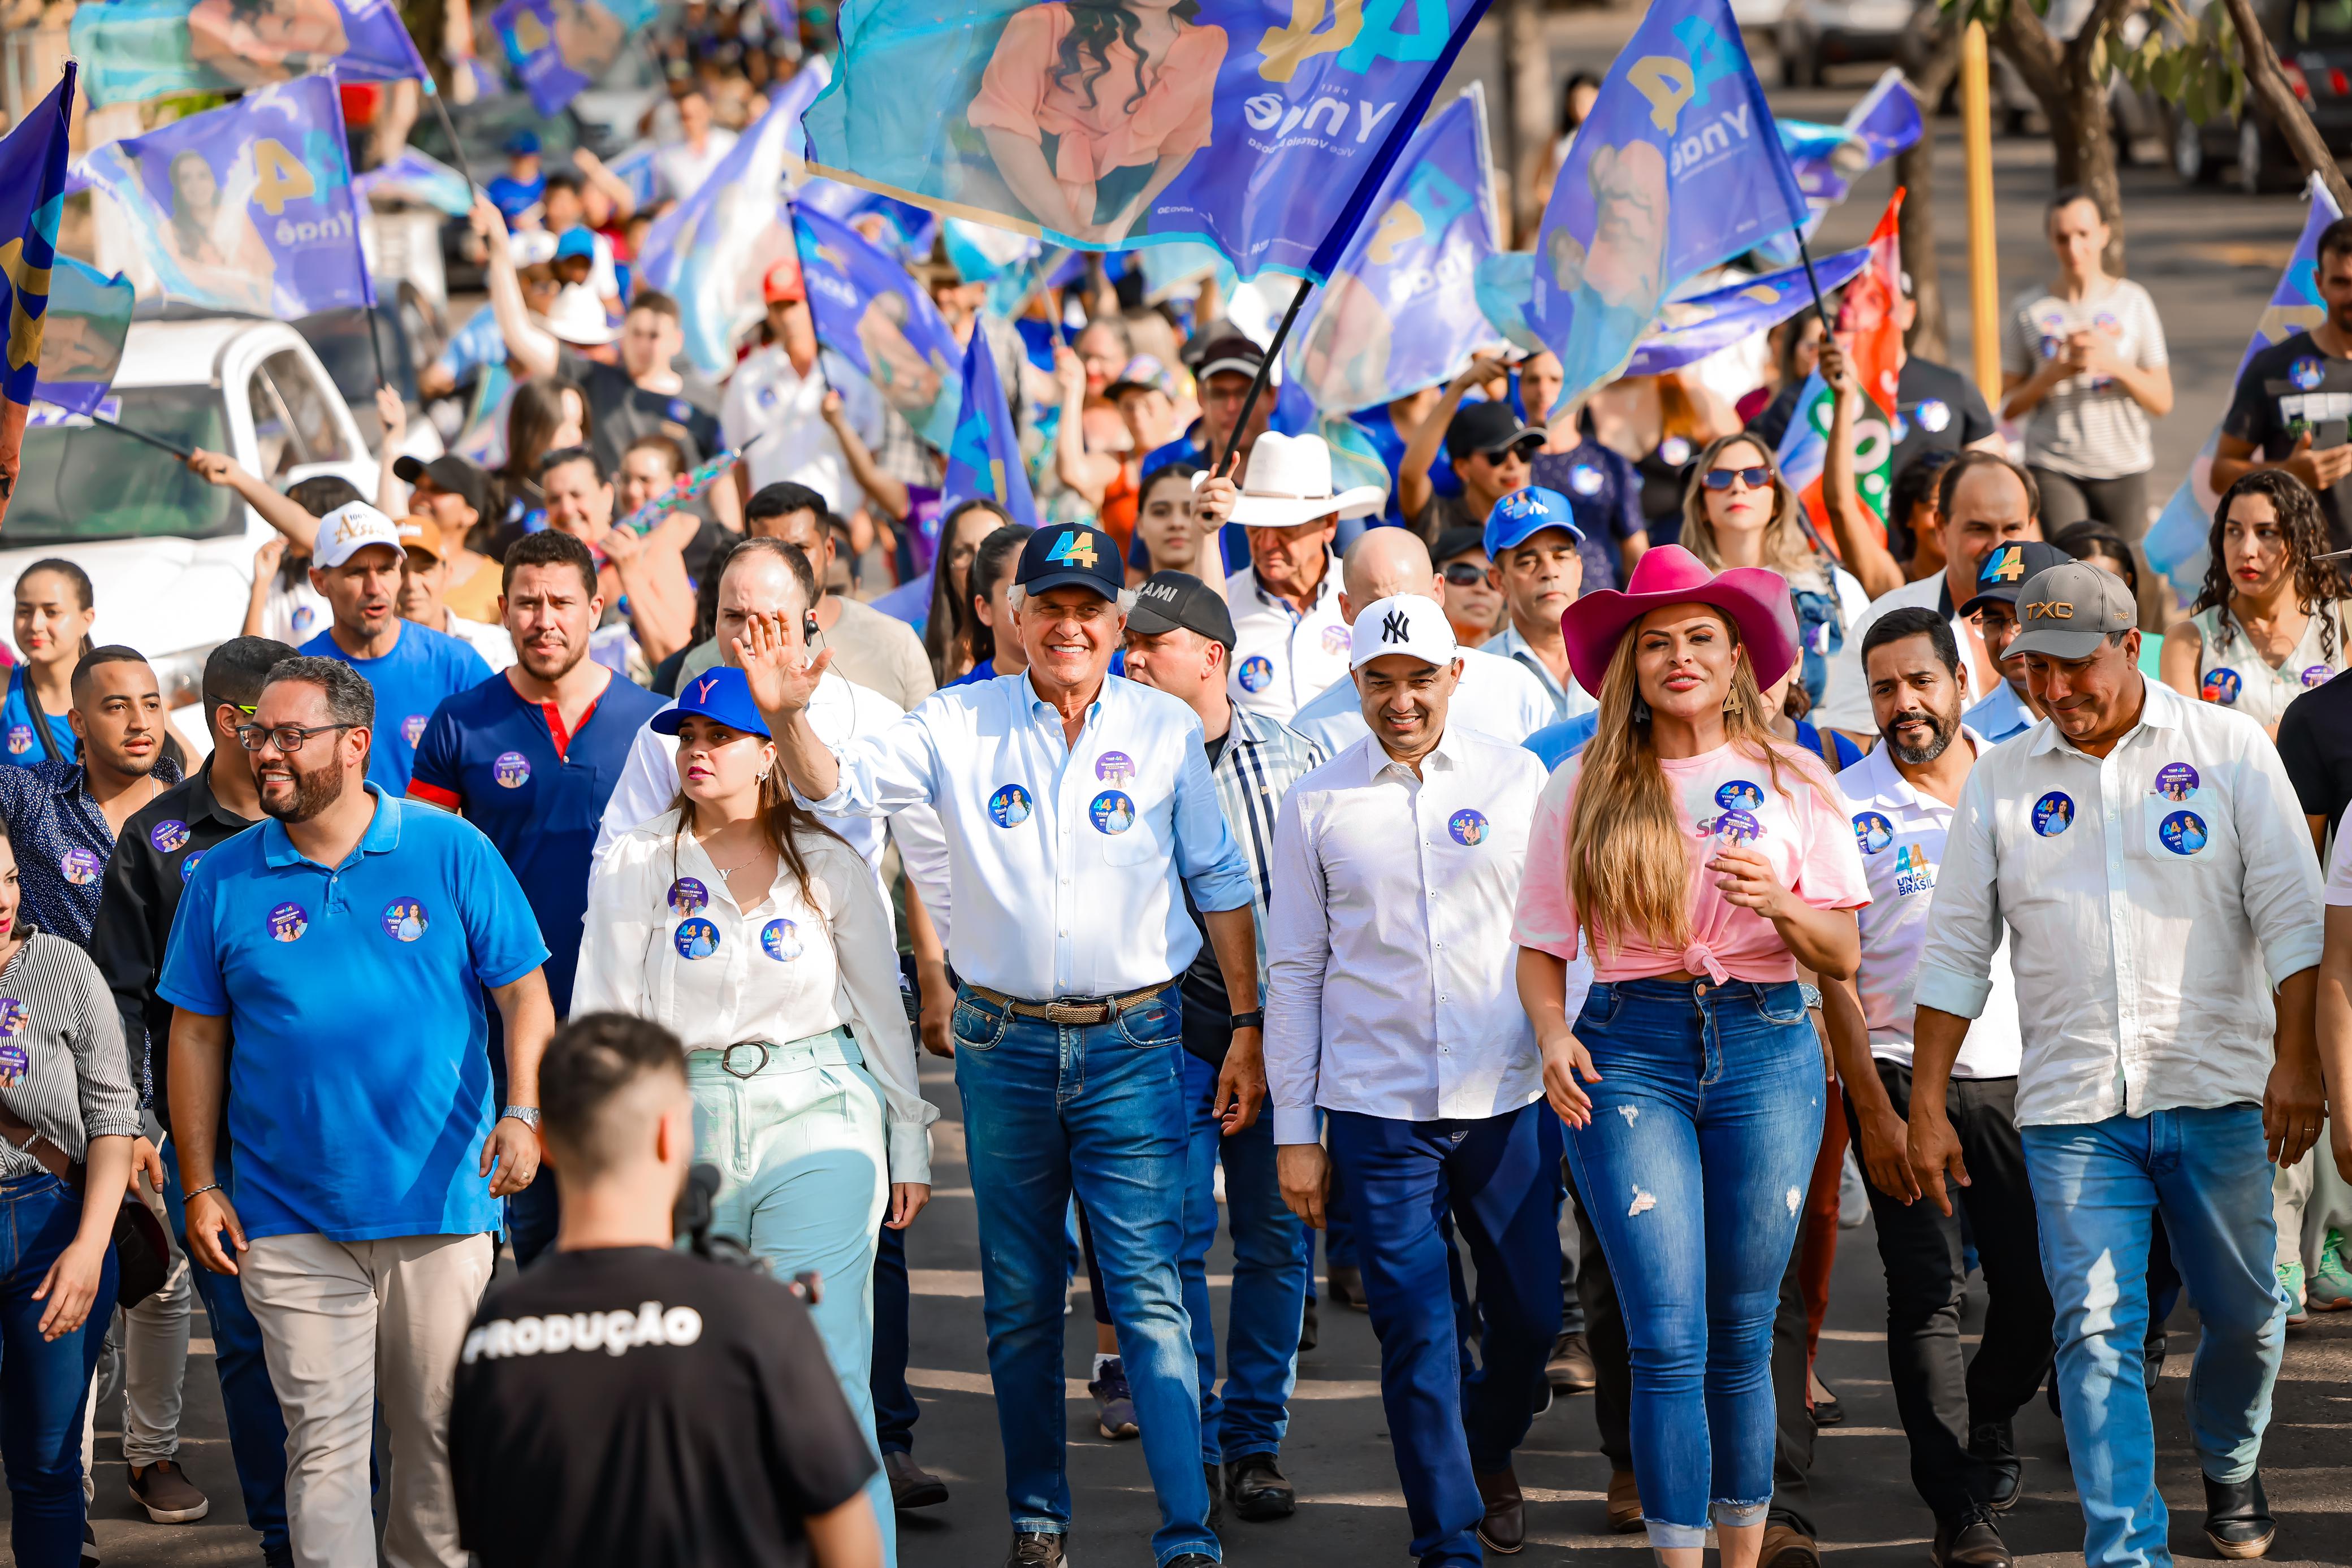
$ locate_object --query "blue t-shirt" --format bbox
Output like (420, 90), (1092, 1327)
(301, 623), (493, 795)
(409, 670), (666, 1015)
(156, 787), (549, 1242)
(1353, 401), (1463, 529)
(485, 172), (545, 225)
(0, 664), (74, 769)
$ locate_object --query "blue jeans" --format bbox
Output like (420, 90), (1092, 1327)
(1, 1173), (119, 1568)
(1178, 1049), (1305, 1464)
(2021, 1107), (2286, 1568)
(952, 985), (1214, 1566)
(162, 1141), (289, 1554)
(1564, 977), (1822, 1551)
(1327, 1103), (1563, 1567)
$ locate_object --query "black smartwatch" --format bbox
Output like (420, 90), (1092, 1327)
(1229, 1010), (1265, 1031)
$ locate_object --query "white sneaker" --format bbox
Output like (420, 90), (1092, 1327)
(1838, 1148), (1869, 1229)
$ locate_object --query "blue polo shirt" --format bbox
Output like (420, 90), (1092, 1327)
(301, 623), (492, 795)
(0, 665), (75, 768)
(408, 669), (666, 1015)
(157, 786), (548, 1243)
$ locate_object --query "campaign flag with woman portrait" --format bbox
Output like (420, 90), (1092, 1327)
(0, 65), (76, 532)
(800, 0), (1494, 281)
(1285, 83), (1498, 416)
(942, 327), (1039, 525)
(32, 259), (138, 420)
(75, 77), (374, 320)
(1531, 0), (1809, 411)
(70, 0), (429, 107)
(792, 203), (966, 448)
(492, 0), (662, 117)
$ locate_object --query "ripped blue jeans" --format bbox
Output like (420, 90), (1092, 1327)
(1564, 977), (1823, 1550)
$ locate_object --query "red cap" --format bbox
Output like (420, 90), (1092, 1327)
(762, 258), (806, 304)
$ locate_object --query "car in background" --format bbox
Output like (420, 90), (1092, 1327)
(1778, 0), (1919, 85)
(2168, 0), (2352, 191)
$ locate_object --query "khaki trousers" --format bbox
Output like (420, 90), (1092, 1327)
(241, 1231), (493, 1568)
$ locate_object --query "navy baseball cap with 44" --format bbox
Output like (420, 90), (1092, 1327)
(1017, 523), (1124, 600)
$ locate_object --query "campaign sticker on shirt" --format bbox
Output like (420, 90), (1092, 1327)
(150, 820), (189, 855)
(1237, 655), (1274, 693)
(1321, 623), (1351, 656)
(59, 848), (102, 886)
(382, 898), (430, 942)
(667, 877), (709, 916)
(1658, 435), (1693, 467)
(988, 785), (1032, 828)
(5, 724), (30, 756)
(1569, 462), (1606, 496)
(0, 999), (27, 1038)
(1712, 809), (1762, 844)
(179, 852), (205, 883)
(2032, 791), (2075, 837)
(2303, 664), (2333, 688)
(268, 902), (308, 942)
(2159, 809), (2209, 856)
(402, 714), (429, 745)
(1893, 843), (1935, 898)
(665, 397), (693, 424)
(291, 605), (319, 638)
(2153, 763), (2200, 802)
(2201, 668), (2242, 705)
(1089, 790), (1136, 834)
(1852, 811), (1895, 855)
(494, 751), (531, 788)
(1095, 751), (1136, 784)
(2291, 355), (2327, 391)
(760, 918), (802, 961)
(1448, 808), (1489, 847)
(0, 1040), (24, 1082)
(675, 919), (721, 959)
(1916, 398), (1952, 434)
(1716, 779), (1765, 811)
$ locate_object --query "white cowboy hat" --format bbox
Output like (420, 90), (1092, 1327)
(1210, 431), (1386, 527)
(541, 283), (617, 347)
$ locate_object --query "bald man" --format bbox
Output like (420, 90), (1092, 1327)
(1285, 530), (1558, 753)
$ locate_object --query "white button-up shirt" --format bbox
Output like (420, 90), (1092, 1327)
(1835, 731), (2022, 1078)
(1484, 623), (1600, 726)
(1286, 644), (1559, 754)
(1264, 726), (1547, 1143)
(718, 344), (886, 514)
(1226, 558), (1348, 722)
(805, 670), (1256, 1000)
(1914, 678), (2324, 1127)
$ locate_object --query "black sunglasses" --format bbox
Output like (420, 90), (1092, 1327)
(1442, 561), (1489, 586)
(1701, 466), (1774, 492)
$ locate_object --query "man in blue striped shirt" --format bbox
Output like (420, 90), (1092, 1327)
(1124, 570), (1321, 1527)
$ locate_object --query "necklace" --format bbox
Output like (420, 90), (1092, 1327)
(695, 831), (770, 879)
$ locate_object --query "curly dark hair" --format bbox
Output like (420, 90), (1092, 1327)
(1050, 0), (1202, 116)
(2196, 469), (2350, 661)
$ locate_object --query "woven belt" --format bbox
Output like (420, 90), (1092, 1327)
(966, 980), (1174, 1026)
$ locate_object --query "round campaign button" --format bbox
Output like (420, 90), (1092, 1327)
(291, 605), (319, 638)
(1089, 791), (1136, 835)
(2153, 763), (2200, 802)
(403, 714), (429, 745)
(1917, 398), (1952, 433)
(674, 919), (721, 959)
(1095, 751), (1136, 785)
(1713, 809), (1762, 844)
(5, 724), (29, 756)
(382, 898), (429, 942)
(59, 848), (102, 886)
(2200, 668), (2242, 705)
(268, 902), (309, 942)
(1448, 808), (1489, 847)
(0, 1041), (25, 1082)
(667, 877), (709, 916)
(1715, 779), (1765, 811)
(1569, 462), (1606, 496)
(1852, 811), (1895, 855)
(988, 785), (1033, 828)
(2159, 809), (2209, 856)
(1658, 435), (1693, 467)
(179, 851), (205, 884)
(760, 919), (802, 961)
(494, 751), (531, 788)
(2303, 664), (2333, 689)
(150, 820), (189, 854)
(1321, 623), (1351, 656)
(1237, 655), (1273, 694)
(2032, 792), (2075, 837)
(2292, 355), (2327, 391)
(0, 998), (28, 1037)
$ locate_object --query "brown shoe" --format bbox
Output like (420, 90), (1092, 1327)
(1761, 1522), (1822, 1568)
(1473, 1466), (1525, 1554)
(127, 1459), (209, 1523)
(1605, 1467), (1644, 1533)
(1546, 1330), (1597, 1393)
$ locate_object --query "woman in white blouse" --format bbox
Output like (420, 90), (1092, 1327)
(576, 665), (933, 1567)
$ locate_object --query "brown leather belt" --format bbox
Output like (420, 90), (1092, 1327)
(967, 981), (1174, 1026)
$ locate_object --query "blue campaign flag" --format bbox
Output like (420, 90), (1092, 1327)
(801, 0), (1496, 282)
(1624, 245), (1866, 376)
(1530, 0), (1807, 411)
(77, 76), (374, 319)
(635, 64), (830, 377)
(492, 0), (662, 117)
(70, 0), (428, 107)
(1286, 83), (1498, 415)
(352, 148), (475, 216)
(0, 64), (75, 530)
(1753, 70), (1920, 267)
(799, 180), (943, 263)
(942, 326), (1038, 525)
(33, 258), (137, 420)
(793, 203), (966, 449)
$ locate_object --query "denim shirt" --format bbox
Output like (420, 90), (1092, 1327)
(0, 757), (183, 948)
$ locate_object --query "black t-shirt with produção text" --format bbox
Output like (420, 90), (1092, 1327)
(2223, 331), (2352, 552)
(449, 1247), (876, 1568)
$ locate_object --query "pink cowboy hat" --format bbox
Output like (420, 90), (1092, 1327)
(1559, 544), (1801, 697)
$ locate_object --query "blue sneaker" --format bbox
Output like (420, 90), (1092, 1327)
(1089, 1357), (1139, 1439)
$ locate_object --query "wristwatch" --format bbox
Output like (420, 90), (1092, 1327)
(1229, 1010), (1265, 1032)
(500, 1104), (542, 1129)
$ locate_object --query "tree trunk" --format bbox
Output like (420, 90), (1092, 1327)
(1988, 0), (2129, 271)
(1895, 16), (1964, 361)
(2221, 0), (2352, 210)
(1501, 0), (1552, 245)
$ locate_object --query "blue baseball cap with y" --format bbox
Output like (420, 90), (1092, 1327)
(652, 666), (772, 739)
(1484, 486), (1586, 559)
(1017, 523), (1123, 600)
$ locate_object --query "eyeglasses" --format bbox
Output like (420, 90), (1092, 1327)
(236, 722), (356, 753)
(1442, 561), (1489, 586)
(208, 698), (257, 717)
(1702, 466), (1774, 492)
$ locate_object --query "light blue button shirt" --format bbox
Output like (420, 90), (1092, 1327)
(806, 671), (1257, 1000)
(1485, 623), (1598, 725)
(1962, 679), (2036, 744)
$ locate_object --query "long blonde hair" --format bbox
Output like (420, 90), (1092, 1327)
(1678, 433), (1823, 586)
(668, 753), (846, 907)
(1564, 608), (1806, 958)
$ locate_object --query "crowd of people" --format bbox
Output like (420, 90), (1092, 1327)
(8, 18), (2352, 1568)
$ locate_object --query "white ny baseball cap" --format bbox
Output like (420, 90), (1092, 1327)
(1349, 593), (1459, 672)
(312, 501), (407, 569)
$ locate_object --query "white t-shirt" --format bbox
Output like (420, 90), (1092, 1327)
(263, 575), (330, 646)
(654, 129), (739, 204)
(2325, 800), (2352, 906)
(719, 344), (886, 514)
(2002, 276), (2168, 480)
(442, 612), (516, 673)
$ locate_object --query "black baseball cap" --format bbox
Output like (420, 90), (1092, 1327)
(1127, 571), (1235, 648)
(393, 454), (488, 518)
(1446, 400), (1544, 462)
(1959, 539), (2072, 618)
(1016, 523), (1123, 600)
(1190, 332), (1266, 383)
(1434, 525), (1489, 565)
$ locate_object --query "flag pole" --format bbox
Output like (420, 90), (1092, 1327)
(1217, 276), (1312, 475)
(1794, 229), (1832, 330)
(90, 420), (194, 461)
(421, 77), (485, 197)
